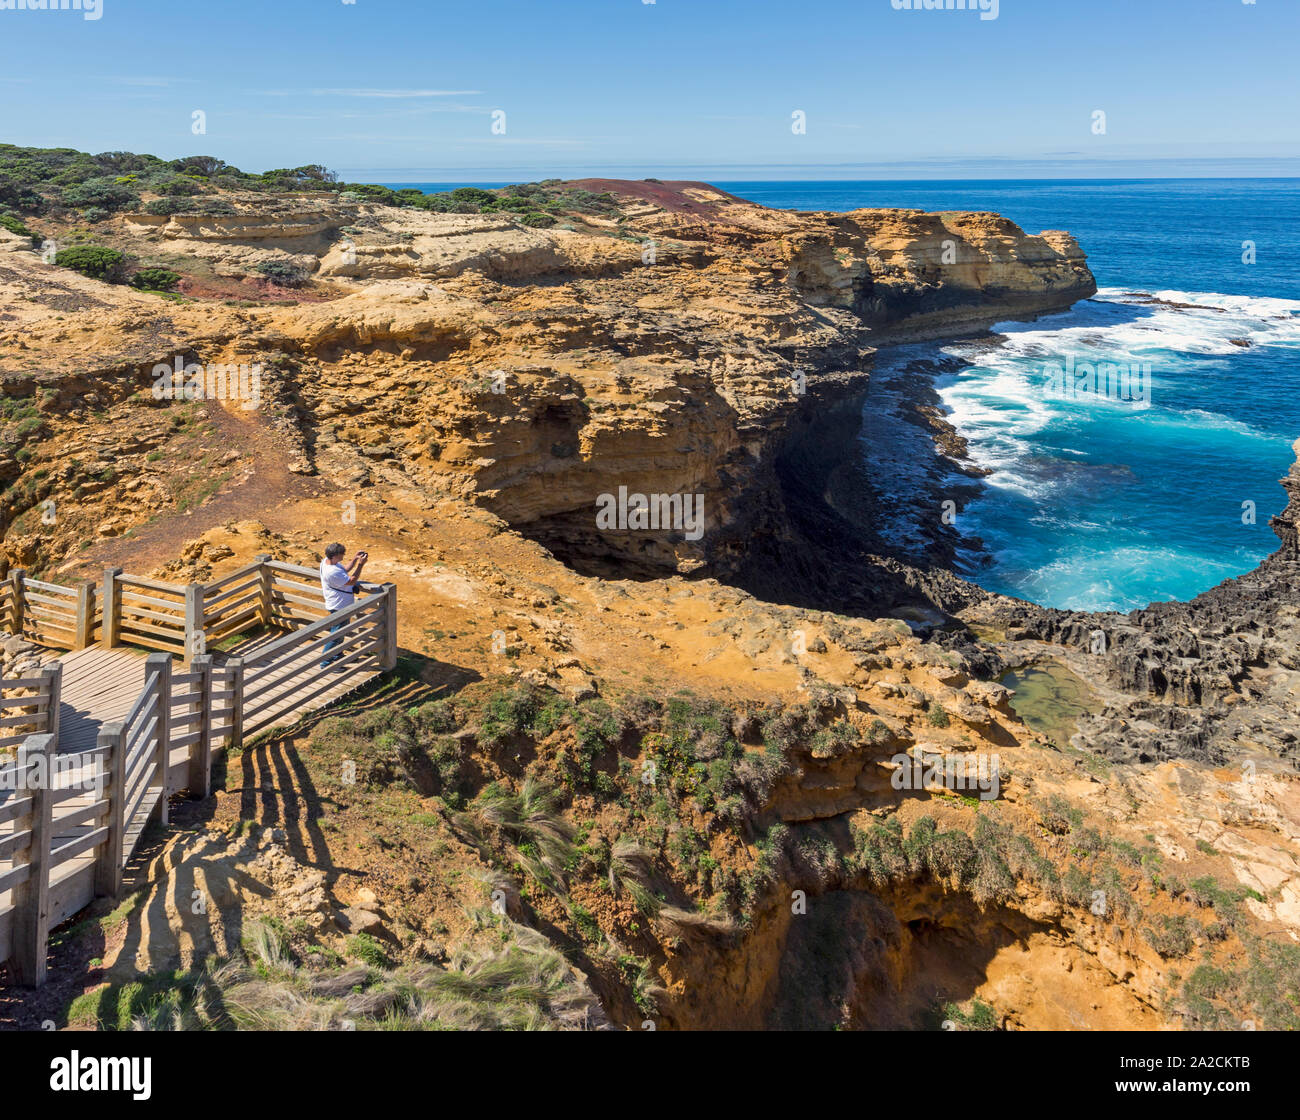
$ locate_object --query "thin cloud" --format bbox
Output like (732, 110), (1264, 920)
(110, 76), (179, 87)
(319, 135), (587, 149)
(310, 88), (483, 98)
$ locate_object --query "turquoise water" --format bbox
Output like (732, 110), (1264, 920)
(386, 178), (1300, 611)
(725, 180), (1300, 611)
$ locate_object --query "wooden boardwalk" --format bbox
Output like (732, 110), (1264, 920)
(53, 642), (379, 759)
(220, 631), (381, 740)
(0, 561), (398, 985)
(56, 646), (150, 755)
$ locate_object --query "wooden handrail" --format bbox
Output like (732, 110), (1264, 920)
(116, 574), (187, 597)
(201, 560), (265, 597)
(1, 563), (400, 987)
(243, 589), (386, 669)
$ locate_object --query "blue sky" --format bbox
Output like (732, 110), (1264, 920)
(3, 0), (1298, 179)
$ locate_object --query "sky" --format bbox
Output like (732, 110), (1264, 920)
(2, 0), (1298, 180)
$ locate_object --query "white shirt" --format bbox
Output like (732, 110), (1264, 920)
(321, 559), (355, 611)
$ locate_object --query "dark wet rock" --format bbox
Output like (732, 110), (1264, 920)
(983, 439), (1300, 767)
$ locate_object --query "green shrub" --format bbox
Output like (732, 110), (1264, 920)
(449, 187), (497, 206)
(60, 176), (139, 213)
(346, 932), (390, 969)
(193, 197), (236, 216)
(863, 718), (893, 746)
(254, 259), (308, 288)
(1038, 794), (1084, 835)
(475, 683), (542, 749)
(130, 267), (181, 291)
(161, 176), (205, 196)
(0, 213), (32, 238)
(942, 998), (998, 1031)
(1144, 914), (1198, 958)
(53, 245), (125, 282)
(808, 719), (856, 759)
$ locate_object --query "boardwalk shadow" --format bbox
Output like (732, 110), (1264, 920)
(228, 650), (478, 888)
(10, 649), (478, 1027)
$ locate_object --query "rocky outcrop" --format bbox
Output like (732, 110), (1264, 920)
(979, 438), (1300, 766)
(137, 185), (1092, 581)
(1270, 437), (1300, 562)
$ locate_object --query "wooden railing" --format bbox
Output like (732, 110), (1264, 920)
(264, 560), (331, 629)
(0, 562), (397, 985)
(0, 730), (112, 985)
(0, 737), (48, 985)
(120, 655), (170, 836)
(0, 664), (60, 753)
(239, 588), (391, 740)
(109, 572), (188, 657)
(201, 560), (268, 647)
(0, 556), (388, 664)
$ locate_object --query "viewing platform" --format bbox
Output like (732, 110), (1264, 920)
(0, 557), (398, 986)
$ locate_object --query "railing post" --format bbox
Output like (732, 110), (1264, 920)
(189, 655), (213, 798)
(183, 583), (204, 667)
(228, 657), (245, 752)
(147, 652), (171, 825)
(73, 579), (95, 650)
(39, 662), (61, 743)
(94, 721), (126, 898)
(10, 568), (25, 638)
(101, 566), (122, 649)
(380, 582), (398, 671)
(11, 732), (53, 986)
(255, 553), (273, 630)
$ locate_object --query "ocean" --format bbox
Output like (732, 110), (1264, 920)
(386, 178), (1300, 612)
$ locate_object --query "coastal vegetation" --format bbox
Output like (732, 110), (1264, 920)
(0, 143), (618, 232)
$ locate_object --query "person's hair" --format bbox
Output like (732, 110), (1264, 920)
(324, 542), (345, 559)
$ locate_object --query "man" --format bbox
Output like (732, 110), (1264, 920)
(320, 542), (368, 667)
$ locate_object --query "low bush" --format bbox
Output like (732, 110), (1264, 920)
(0, 213), (32, 238)
(53, 245), (125, 282)
(254, 259), (308, 288)
(130, 267), (181, 291)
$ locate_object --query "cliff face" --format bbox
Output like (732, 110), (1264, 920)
(788, 209), (1093, 340)
(5, 170), (1300, 1032)
(259, 185), (1095, 580)
(0, 180), (1096, 581)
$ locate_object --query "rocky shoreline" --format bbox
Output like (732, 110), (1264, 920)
(4, 162), (1298, 1029)
(806, 329), (1300, 771)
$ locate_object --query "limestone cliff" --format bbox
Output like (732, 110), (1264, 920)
(0, 179), (1095, 583)
(14, 172), (1295, 1033)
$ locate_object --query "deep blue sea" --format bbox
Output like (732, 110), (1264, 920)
(387, 179), (1300, 611)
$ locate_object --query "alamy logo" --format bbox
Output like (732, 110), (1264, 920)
(891, 0), (999, 21)
(1043, 354), (1151, 408)
(1, 753), (103, 799)
(595, 486), (705, 541)
(151, 356), (262, 410)
(0, 0), (103, 19)
(50, 1052), (150, 1100)
(890, 748), (1001, 800)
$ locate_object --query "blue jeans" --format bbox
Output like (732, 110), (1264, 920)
(321, 622), (345, 668)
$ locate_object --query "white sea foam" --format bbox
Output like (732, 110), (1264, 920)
(859, 286), (1296, 603)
